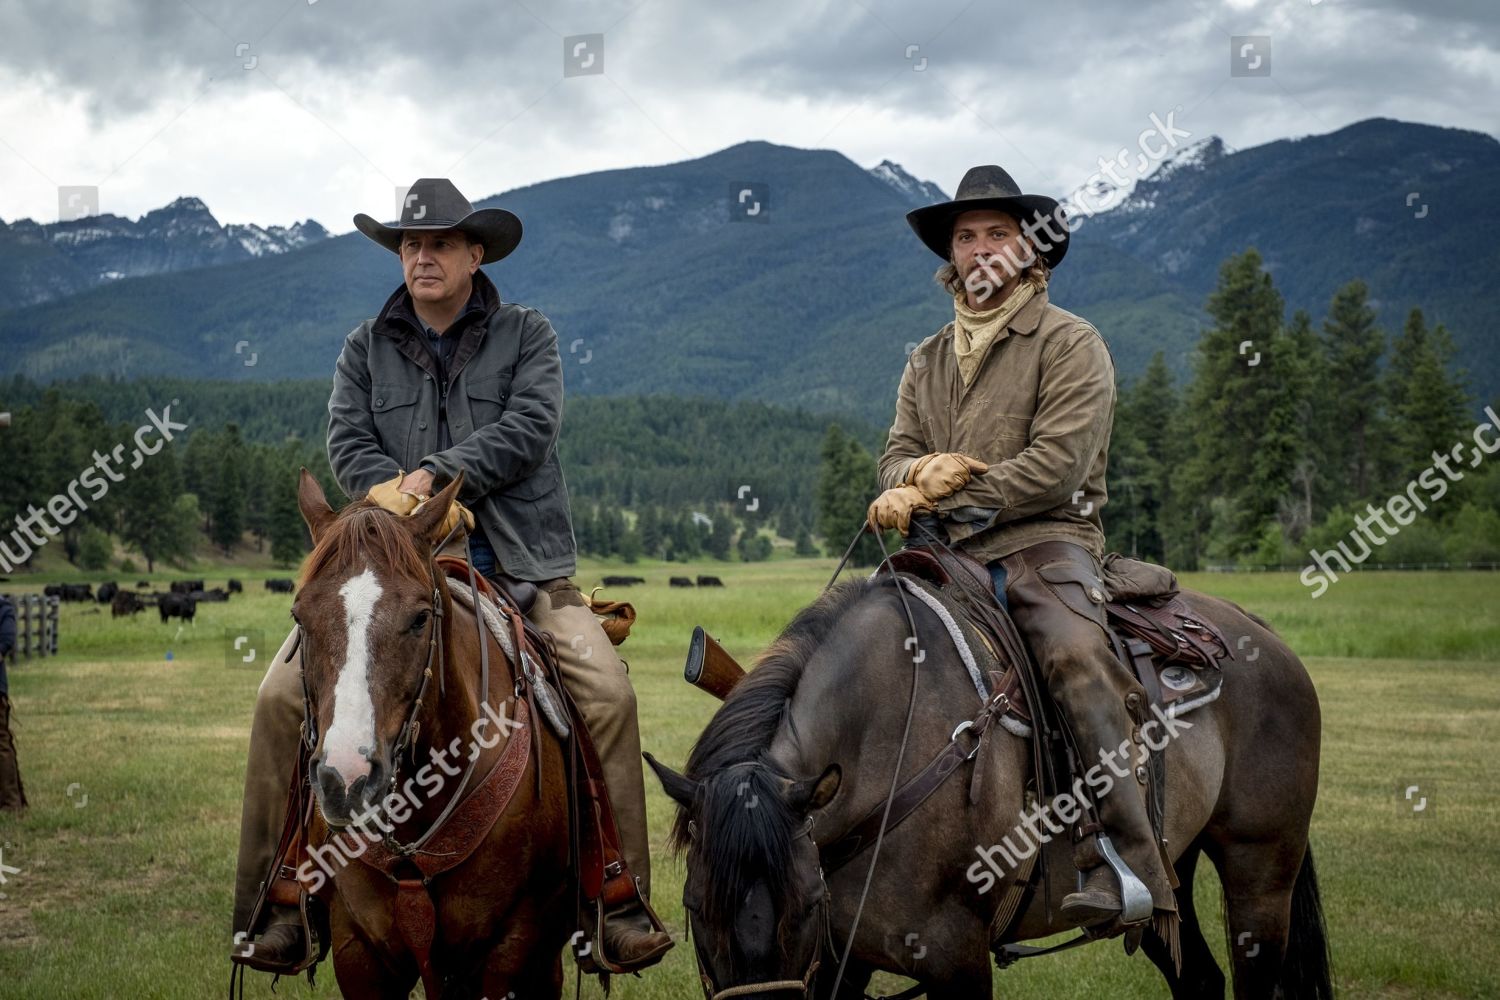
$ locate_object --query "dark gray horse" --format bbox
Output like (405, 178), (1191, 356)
(647, 575), (1330, 999)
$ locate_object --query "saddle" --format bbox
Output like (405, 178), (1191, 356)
(240, 558), (656, 991)
(884, 545), (1231, 715)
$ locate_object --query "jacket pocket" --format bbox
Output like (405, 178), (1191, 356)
(371, 382), (421, 464)
(464, 370), (514, 429)
(506, 460), (560, 501)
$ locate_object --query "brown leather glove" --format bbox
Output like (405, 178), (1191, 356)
(906, 452), (989, 501)
(867, 485), (934, 534)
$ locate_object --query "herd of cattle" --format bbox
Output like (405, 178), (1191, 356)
(40, 573), (716, 626)
(601, 574), (725, 588)
(43, 577), (298, 624)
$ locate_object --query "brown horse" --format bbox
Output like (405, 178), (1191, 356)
(647, 574), (1331, 999)
(294, 471), (571, 998)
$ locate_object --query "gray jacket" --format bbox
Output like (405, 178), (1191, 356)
(327, 270), (577, 582)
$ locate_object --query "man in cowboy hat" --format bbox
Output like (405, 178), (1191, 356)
(230, 178), (673, 972)
(868, 166), (1175, 931)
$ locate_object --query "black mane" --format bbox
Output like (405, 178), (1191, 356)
(669, 579), (884, 951)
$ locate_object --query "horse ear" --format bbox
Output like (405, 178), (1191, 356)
(644, 752), (698, 807)
(297, 468), (337, 544)
(786, 763), (841, 814)
(407, 473), (465, 545)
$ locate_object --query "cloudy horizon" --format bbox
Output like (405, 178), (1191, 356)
(2, 0), (1496, 234)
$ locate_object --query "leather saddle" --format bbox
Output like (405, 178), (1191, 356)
(883, 544), (1231, 715)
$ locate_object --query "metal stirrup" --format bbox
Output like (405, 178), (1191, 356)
(1094, 833), (1153, 924)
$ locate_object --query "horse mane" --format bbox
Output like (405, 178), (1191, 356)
(670, 578), (884, 952)
(298, 500), (432, 590)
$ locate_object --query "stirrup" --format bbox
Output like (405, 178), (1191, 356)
(1093, 833), (1152, 924)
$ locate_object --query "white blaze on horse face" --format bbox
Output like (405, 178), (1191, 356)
(322, 568), (384, 788)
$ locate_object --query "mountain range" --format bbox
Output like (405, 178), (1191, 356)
(0, 117), (1493, 424)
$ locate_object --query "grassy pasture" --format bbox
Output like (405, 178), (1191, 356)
(0, 560), (1496, 997)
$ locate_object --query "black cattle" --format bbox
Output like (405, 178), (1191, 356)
(227, 579), (243, 595)
(136, 581), (151, 589)
(190, 588), (230, 603)
(669, 576), (695, 588)
(696, 575), (725, 588)
(170, 580), (205, 595)
(601, 575), (646, 587)
(54, 583), (94, 602)
(158, 592), (197, 625)
(111, 591), (144, 618)
(265, 578), (295, 594)
(97, 582), (119, 604)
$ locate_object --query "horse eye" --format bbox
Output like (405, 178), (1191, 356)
(408, 611), (430, 634)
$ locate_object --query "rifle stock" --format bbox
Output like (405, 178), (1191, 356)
(683, 625), (746, 701)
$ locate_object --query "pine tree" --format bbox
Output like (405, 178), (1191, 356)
(210, 425), (247, 555)
(1387, 308), (1471, 487)
(1319, 281), (1386, 504)
(815, 425), (885, 566)
(1179, 250), (1288, 560)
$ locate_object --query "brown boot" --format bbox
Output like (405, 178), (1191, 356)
(598, 904), (674, 973)
(231, 906), (307, 975)
(1060, 865), (1121, 928)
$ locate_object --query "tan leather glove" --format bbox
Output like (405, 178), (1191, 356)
(368, 472), (476, 538)
(867, 484), (934, 534)
(414, 494), (476, 539)
(906, 452), (989, 501)
(366, 472), (421, 516)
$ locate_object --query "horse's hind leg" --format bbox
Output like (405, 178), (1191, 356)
(1212, 839), (1303, 1000)
(1143, 839), (1225, 999)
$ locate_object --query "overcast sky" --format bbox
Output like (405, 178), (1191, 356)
(2, 0), (1496, 231)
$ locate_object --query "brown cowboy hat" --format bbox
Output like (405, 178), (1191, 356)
(353, 177), (522, 265)
(906, 164), (1069, 268)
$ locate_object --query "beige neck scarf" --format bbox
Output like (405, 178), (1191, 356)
(952, 278), (1042, 387)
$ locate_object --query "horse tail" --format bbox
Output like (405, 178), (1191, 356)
(1281, 846), (1335, 999)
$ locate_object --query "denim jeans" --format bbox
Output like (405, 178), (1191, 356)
(987, 560), (1010, 612)
(467, 530), (498, 579)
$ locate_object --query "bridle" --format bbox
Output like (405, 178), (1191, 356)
(293, 518), (497, 857)
(692, 815), (831, 1000)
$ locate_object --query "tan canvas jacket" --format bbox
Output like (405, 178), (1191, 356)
(877, 288), (1116, 564)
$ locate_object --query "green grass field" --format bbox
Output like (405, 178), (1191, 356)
(1, 560), (1497, 998)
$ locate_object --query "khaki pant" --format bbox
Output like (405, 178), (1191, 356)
(231, 579), (650, 935)
(0, 693), (26, 812)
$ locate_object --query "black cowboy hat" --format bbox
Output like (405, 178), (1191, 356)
(906, 164), (1069, 269)
(353, 178), (522, 265)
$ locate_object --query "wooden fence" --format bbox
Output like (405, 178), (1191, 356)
(1, 593), (60, 665)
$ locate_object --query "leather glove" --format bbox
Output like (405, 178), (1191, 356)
(368, 472), (476, 539)
(906, 452), (989, 501)
(414, 493), (476, 539)
(367, 472), (421, 517)
(867, 484), (934, 534)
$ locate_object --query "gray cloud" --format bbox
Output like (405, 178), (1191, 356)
(0, 0), (1494, 227)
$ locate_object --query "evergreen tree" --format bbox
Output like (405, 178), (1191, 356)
(210, 425), (247, 554)
(815, 425), (886, 566)
(1319, 281), (1386, 503)
(638, 505), (663, 558)
(1387, 308), (1471, 487)
(705, 508), (734, 561)
(1179, 250), (1288, 560)
(118, 448), (195, 572)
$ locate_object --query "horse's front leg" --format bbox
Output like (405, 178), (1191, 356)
(328, 917), (418, 1000)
